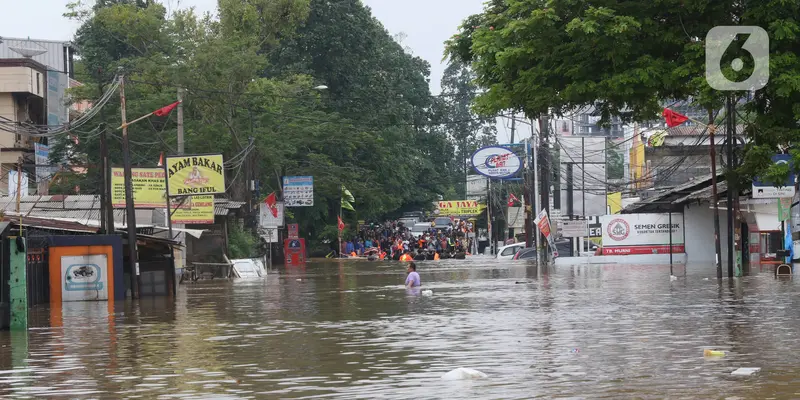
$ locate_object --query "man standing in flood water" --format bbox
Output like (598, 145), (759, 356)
(405, 262), (421, 288)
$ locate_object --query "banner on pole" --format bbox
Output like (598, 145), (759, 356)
(170, 195), (214, 224)
(111, 168), (167, 208)
(166, 154), (226, 196)
(535, 209), (558, 257)
(283, 176), (314, 207)
(8, 171), (28, 197)
(259, 201), (285, 228)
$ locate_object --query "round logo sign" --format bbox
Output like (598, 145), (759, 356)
(471, 146), (522, 179)
(607, 218), (630, 241)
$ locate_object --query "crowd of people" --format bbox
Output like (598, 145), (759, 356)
(335, 219), (477, 261)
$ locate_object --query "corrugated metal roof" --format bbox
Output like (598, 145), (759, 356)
(671, 181), (728, 205)
(622, 174), (720, 213)
(0, 37), (73, 73)
(215, 205), (230, 216)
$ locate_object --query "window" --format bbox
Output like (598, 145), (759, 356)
(501, 245), (522, 256)
(561, 121), (568, 132)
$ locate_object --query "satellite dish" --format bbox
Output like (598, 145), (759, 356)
(6, 38), (47, 58)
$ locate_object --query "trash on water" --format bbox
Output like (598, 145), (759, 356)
(704, 349), (725, 357)
(422, 290), (433, 297)
(296, 279), (302, 282)
(441, 367), (488, 381)
(670, 275), (678, 281)
(703, 278), (710, 281)
(570, 348), (580, 353)
(731, 367), (760, 376)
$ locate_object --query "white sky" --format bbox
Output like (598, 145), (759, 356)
(2, 0), (511, 141)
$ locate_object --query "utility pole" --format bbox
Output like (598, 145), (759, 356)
(509, 113), (516, 144)
(177, 88), (184, 154)
(709, 109), (722, 280)
(725, 95), (735, 279)
(524, 134), (533, 248)
(539, 114), (551, 262)
(531, 118), (541, 265)
(120, 73), (140, 299)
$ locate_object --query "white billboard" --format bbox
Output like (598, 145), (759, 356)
(600, 213), (684, 255)
(259, 201), (285, 228)
(471, 146), (522, 179)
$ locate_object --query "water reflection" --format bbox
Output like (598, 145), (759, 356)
(1, 259), (800, 398)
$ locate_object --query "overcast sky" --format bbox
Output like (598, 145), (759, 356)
(2, 0), (512, 140)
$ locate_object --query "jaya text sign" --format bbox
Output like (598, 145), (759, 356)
(166, 154), (226, 196)
(471, 146), (522, 179)
(170, 195), (214, 224)
(437, 200), (486, 216)
(600, 213), (684, 255)
(112, 168), (166, 208)
(283, 176), (314, 207)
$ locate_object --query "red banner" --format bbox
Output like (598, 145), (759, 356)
(602, 245), (685, 255)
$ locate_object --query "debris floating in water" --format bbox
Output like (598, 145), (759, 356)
(704, 349), (725, 357)
(570, 348), (580, 353)
(296, 279), (302, 282)
(670, 275), (678, 281)
(441, 367), (488, 381)
(422, 290), (433, 297)
(731, 367), (760, 376)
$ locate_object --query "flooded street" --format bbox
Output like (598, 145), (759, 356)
(2, 259), (800, 398)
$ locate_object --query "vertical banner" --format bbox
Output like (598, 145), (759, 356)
(535, 209), (558, 257)
(283, 176), (314, 207)
(8, 171), (28, 197)
(35, 143), (50, 195)
(46, 71), (67, 127)
(778, 198), (792, 222)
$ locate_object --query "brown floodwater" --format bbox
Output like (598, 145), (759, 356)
(1, 258), (799, 399)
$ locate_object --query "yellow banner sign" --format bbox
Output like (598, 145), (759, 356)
(171, 195), (214, 224)
(166, 154), (225, 196)
(111, 168), (166, 208)
(437, 200), (486, 216)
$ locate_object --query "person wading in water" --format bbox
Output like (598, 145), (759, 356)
(405, 262), (421, 288)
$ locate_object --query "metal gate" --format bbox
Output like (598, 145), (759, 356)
(26, 243), (49, 306)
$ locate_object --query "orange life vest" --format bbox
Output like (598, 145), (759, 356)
(400, 254), (412, 261)
(434, 253), (440, 261)
(350, 252), (357, 257)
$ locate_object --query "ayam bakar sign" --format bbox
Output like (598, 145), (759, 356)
(600, 213), (684, 255)
(437, 200), (486, 216)
(166, 154), (226, 196)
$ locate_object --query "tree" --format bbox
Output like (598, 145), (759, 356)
(446, 0), (800, 182)
(436, 60), (497, 197)
(56, 0), (464, 246)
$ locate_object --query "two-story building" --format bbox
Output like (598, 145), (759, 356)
(0, 37), (76, 195)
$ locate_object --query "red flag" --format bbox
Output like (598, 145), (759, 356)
(264, 192), (278, 217)
(153, 101), (180, 117)
(662, 108), (689, 128)
(508, 193), (520, 207)
(157, 152), (164, 167)
(338, 216), (345, 232)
